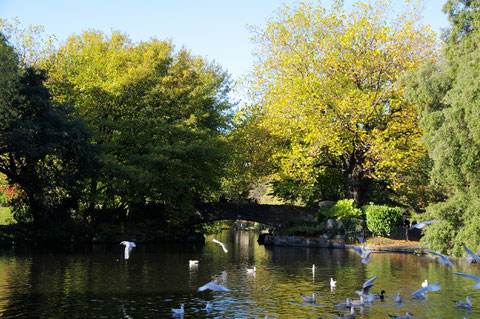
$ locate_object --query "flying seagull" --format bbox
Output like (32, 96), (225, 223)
(409, 220), (441, 230)
(454, 296), (472, 308)
(425, 250), (453, 267)
(198, 281), (231, 292)
(452, 272), (480, 289)
(346, 237), (373, 264)
(119, 241), (136, 260)
(410, 281), (441, 299)
(463, 244), (480, 263)
(212, 239), (228, 253)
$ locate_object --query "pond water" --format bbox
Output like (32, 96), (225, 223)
(0, 230), (479, 318)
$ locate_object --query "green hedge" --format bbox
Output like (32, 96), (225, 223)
(364, 204), (404, 236)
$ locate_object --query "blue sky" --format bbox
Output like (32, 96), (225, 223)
(1, 0), (449, 82)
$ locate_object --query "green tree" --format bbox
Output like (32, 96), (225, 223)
(0, 34), (98, 229)
(44, 31), (233, 224)
(241, 0), (438, 206)
(405, 0), (480, 256)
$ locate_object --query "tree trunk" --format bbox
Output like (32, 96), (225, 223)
(342, 148), (369, 207)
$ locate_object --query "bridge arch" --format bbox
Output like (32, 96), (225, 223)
(189, 202), (318, 227)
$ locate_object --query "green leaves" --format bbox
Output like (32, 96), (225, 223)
(242, 0), (438, 205)
(45, 30), (233, 217)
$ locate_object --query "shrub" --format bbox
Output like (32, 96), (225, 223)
(320, 199), (363, 221)
(364, 204), (404, 236)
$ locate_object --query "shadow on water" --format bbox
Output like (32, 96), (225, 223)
(0, 230), (478, 318)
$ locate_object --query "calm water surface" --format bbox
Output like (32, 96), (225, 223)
(0, 230), (479, 318)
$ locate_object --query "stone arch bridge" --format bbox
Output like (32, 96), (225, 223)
(189, 202), (318, 228)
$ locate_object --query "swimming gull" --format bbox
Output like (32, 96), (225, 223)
(335, 298), (353, 309)
(300, 292), (317, 303)
(409, 220), (441, 230)
(410, 281), (441, 299)
(189, 260), (199, 267)
(452, 272), (480, 289)
(454, 296), (472, 308)
(330, 277), (337, 288)
(463, 244), (480, 263)
(171, 303), (184, 315)
(212, 239), (228, 253)
(425, 250), (453, 267)
(247, 266), (256, 274)
(198, 281), (231, 292)
(388, 312), (413, 319)
(119, 241), (136, 260)
(341, 307), (356, 318)
(395, 293), (402, 303)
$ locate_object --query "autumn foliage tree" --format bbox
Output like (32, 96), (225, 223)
(44, 31), (233, 225)
(241, 0), (438, 206)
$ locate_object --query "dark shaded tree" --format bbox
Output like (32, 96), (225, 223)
(405, 0), (480, 256)
(0, 35), (98, 230)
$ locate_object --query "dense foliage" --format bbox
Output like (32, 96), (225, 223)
(364, 204), (404, 236)
(405, 0), (480, 256)
(237, 0), (438, 207)
(0, 34), (98, 233)
(43, 31), (233, 227)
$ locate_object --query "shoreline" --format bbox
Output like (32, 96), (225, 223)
(261, 234), (420, 253)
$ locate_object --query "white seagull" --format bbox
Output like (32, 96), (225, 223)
(171, 303), (184, 315)
(463, 244), (480, 263)
(452, 272), (480, 289)
(212, 239), (228, 253)
(454, 296), (472, 308)
(355, 276), (377, 302)
(330, 277), (337, 288)
(189, 260), (199, 267)
(395, 293), (402, 303)
(119, 241), (136, 260)
(346, 237), (373, 264)
(410, 281), (441, 299)
(198, 281), (231, 292)
(389, 312), (413, 319)
(300, 292), (317, 303)
(409, 220), (441, 230)
(425, 250), (453, 267)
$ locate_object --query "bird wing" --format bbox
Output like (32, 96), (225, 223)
(362, 284), (374, 294)
(426, 281), (441, 292)
(212, 239), (222, 244)
(452, 272), (480, 282)
(463, 244), (480, 259)
(363, 277), (377, 289)
(425, 250), (444, 258)
(423, 220), (441, 226)
(411, 286), (428, 296)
